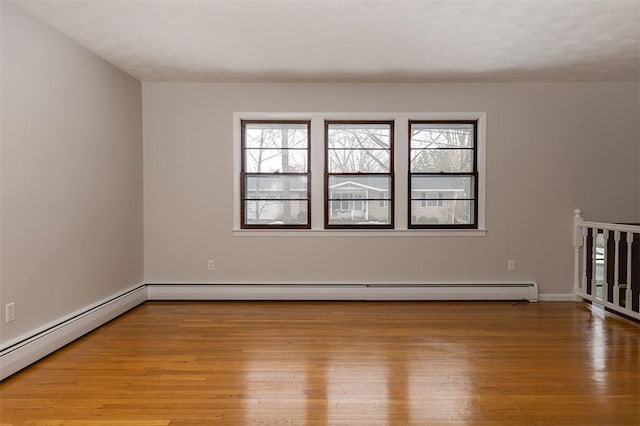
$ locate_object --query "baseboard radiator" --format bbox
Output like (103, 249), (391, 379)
(0, 285), (147, 381)
(147, 282), (539, 302)
(1, 282), (537, 381)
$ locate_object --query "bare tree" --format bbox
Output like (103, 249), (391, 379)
(280, 128), (291, 223)
(410, 127), (473, 224)
(246, 126), (306, 223)
(410, 127), (471, 172)
(328, 127), (390, 173)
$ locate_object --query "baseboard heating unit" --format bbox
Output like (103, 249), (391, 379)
(1, 282), (538, 381)
(0, 285), (147, 381)
(147, 282), (539, 302)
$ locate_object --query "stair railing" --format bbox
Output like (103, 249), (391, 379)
(574, 209), (640, 320)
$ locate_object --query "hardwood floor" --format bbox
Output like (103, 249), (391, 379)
(0, 301), (638, 426)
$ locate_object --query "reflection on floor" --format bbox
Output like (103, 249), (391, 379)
(1, 301), (638, 425)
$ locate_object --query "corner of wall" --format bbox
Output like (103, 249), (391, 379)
(1, 1), (144, 345)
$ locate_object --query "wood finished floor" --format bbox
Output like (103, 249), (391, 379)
(0, 301), (638, 426)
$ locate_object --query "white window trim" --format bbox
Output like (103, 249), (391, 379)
(233, 112), (487, 236)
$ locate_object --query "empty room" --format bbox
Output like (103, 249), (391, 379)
(1, 0), (639, 425)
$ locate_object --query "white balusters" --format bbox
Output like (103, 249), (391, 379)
(613, 231), (620, 308)
(573, 210), (640, 320)
(573, 209), (584, 300)
(625, 232), (633, 313)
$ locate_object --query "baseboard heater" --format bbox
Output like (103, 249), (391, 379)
(147, 282), (539, 302)
(0, 285), (147, 381)
(1, 282), (537, 381)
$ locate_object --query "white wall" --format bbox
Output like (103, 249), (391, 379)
(0, 2), (143, 344)
(143, 82), (639, 295)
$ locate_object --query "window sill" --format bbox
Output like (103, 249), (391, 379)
(232, 228), (488, 237)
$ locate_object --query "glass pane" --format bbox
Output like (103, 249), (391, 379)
(244, 123), (308, 148)
(410, 123), (474, 149)
(328, 149), (390, 173)
(245, 175), (308, 199)
(410, 200), (474, 225)
(245, 149), (308, 172)
(245, 200), (309, 225)
(328, 201), (391, 225)
(327, 123), (391, 149)
(410, 176), (474, 199)
(328, 176), (391, 196)
(410, 149), (473, 172)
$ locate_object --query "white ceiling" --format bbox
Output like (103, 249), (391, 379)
(15, 0), (640, 82)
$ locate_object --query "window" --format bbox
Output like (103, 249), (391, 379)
(409, 121), (477, 228)
(241, 120), (311, 228)
(332, 191), (366, 212)
(325, 121), (394, 228)
(421, 191), (443, 207)
(379, 192), (389, 207)
(234, 112), (485, 234)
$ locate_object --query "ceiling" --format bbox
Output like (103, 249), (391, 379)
(15, 0), (640, 82)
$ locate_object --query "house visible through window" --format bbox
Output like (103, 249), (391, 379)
(325, 121), (394, 228)
(379, 192), (389, 207)
(409, 121), (478, 228)
(241, 120), (311, 228)
(421, 191), (443, 207)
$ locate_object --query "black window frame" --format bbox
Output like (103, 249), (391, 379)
(240, 120), (311, 229)
(408, 120), (478, 229)
(324, 120), (395, 229)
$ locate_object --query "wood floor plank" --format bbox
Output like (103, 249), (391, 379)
(0, 301), (638, 425)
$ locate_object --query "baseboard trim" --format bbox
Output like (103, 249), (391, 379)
(538, 293), (577, 301)
(147, 282), (539, 302)
(0, 284), (147, 381)
(1, 282), (571, 381)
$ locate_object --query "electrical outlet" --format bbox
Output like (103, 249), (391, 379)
(207, 260), (215, 271)
(5, 303), (15, 323)
(507, 259), (516, 272)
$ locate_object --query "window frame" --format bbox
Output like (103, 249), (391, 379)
(233, 112), (486, 236)
(324, 120), (395, 229)
(240, 119), (312, 229)
(408, 120), (479, 229)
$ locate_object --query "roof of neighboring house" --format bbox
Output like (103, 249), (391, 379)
(410, 176), (468, 192)
(329, 180), (387, 193)
(246, 176), (467, 193)
(329, 176), (467, 192)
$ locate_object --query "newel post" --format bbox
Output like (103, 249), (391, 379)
(573, 209), (584, 301)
